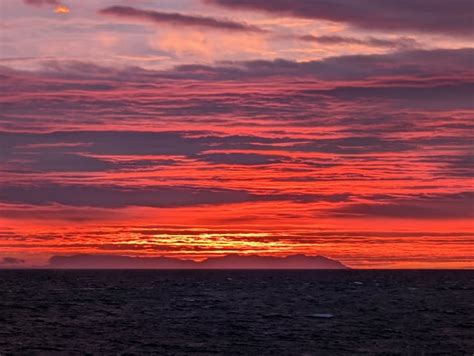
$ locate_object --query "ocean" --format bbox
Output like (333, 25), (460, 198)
(0, 270), (472, 354)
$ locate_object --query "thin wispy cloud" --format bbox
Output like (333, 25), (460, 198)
(298, 35), (420, 50)
(24, 0), (60, 5)
(99, 6), (266, 33)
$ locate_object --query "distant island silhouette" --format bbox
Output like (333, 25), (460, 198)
(47, 254), (349, 269)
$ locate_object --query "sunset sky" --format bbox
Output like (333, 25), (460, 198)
(0, 0), (473, 268)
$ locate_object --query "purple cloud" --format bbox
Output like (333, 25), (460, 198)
(298, 35), (419, 49)
(99, 6), (265, 33)
(24, 0), (60, 6)
(205, 0), (473, 37)
(331, 192), (474, 219)
(0, 183), (351, 208)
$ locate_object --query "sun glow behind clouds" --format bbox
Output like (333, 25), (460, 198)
(54, 5), (69, 14)
(119, 232), (284, 256)
(3, 0), (474, 269)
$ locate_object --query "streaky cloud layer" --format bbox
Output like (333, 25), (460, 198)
(205, 0), (474, 37)
(99, 6), (265, 33)
(1, 1), (473, 269)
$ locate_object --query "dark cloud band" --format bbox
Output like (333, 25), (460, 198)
(99, 5), (265, 33)
(205, 0), (473, 37)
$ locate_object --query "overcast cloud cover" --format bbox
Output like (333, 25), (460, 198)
(1, 0), (473, 268)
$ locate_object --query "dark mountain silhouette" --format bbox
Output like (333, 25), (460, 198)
(48, 255), (195, 269)
(47, 254), (348, 269)
(200, 254), (348, 269)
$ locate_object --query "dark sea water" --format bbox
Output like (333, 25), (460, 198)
(0, 270), (472, 355)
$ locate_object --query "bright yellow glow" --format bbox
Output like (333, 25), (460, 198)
(54, 5), (70, 14)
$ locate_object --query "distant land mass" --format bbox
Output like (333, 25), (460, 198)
(46, 254), (349, 269)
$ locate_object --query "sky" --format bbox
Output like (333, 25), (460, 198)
(0, 0), (473, 269)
